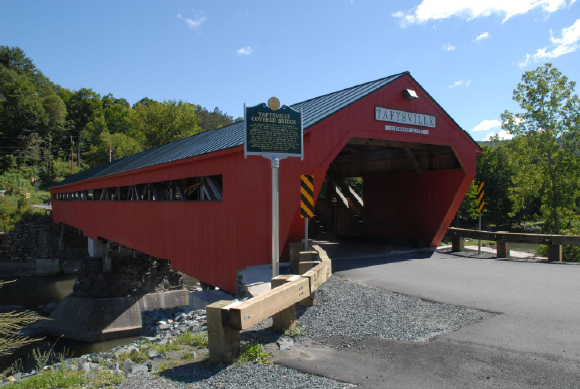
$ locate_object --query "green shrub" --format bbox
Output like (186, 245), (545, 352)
(235, 343), (272, 365)
(7, 370), (124, 389)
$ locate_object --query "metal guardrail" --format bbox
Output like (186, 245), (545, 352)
(447, 227), (580, 261)
(206, 244), (332, 364)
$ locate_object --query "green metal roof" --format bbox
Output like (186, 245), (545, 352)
(53, 72), (414, 187)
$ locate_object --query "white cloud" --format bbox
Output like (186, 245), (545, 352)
(472, 119), (501, 132)
(237, 46), (254, 55)
(484, 130), (514, 140)
(474, 31), (489, 41)
(177, 12), (206, 30)
(442, 43), (456, 51)
(392, 0), (575, 26)
(520, 18), (580, 67)
(449, 79), (472, 88)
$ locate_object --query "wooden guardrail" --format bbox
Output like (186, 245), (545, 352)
(447, 227), (580, 261)
(207, 243), (332, 364)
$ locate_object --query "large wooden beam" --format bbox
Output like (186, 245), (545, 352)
(228, 277), (309, 330)
(495, 232), (552, 244)
(326, 168), (364, 213)
(333, 148), (405, 164)
(403, 147), (423, 176)
(447, 227), (497, 241)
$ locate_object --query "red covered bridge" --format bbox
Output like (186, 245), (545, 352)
(50, 72), (481, 294)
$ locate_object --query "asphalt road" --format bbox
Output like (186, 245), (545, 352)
(275, 243), (580, 388)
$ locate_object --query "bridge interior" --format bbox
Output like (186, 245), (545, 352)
(314, 137), (461, 246)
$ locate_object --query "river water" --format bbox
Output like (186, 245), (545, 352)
(0, 274), (198, 372)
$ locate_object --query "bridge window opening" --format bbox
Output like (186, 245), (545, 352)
(53, 174), (223, 202)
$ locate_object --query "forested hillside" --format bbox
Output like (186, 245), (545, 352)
(0, 46), (240, 187)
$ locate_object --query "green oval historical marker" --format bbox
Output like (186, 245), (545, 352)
(244, 102), (303, 159)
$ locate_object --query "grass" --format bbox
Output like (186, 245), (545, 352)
(284, 327), (305, 338)
(235, 343), (272, 365)
(0, 191), (50, 232)
(6, 370), (124, 389)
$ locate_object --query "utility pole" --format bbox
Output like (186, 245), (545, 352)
(70, 136), (74, 174)
(109, 140), (112, 162)
(77, 134), (82, 168)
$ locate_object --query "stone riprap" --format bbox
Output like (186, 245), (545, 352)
(141, 307), (207, 337)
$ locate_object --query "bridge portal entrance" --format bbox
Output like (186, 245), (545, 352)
(313, 137), (462, 247)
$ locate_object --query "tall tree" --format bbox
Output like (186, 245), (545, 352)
(42, 94), (67, 175)
(128, 99), (201, 149)
(63, 88), (102, 168)
(195, 106), (235, 132)
(501, 64), (580, 233)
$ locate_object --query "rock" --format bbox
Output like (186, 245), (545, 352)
(139, 336), (158, 342)
(10, 373), (21, 382)
(108, 362), (119, 371)
(67, 363), (78, 371)
(130, 364), (149, 373)
(157, 324), (170, 331)
(80, 362), (91, 372)
(148, 349), (159, 358)
(277, 337), (294, 351)
(123, 359), (134, 371)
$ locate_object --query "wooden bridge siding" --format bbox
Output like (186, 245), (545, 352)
(51, 74), (480, 291)
(52, 151), (274, 294)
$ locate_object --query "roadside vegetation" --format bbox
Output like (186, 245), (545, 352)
(453, 64), (580, 261)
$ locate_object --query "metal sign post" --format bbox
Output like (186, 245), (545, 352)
(244, 97), (303, 279)
(271, 156), (280, 277)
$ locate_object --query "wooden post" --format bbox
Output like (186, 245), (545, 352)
(496, 231), (510, 258)
(451, 236), (464, 252)
(271, 275), (297, 331)
(299, 250), (318, 263)
(496, 242), (510, 258)
(298, 261), (319, 306)
(547, 244), (562, 262)
(289, 242), (303, 273)
(207, 300), (240, 364)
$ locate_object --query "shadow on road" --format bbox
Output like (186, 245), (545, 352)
(313, 239), (436, 273)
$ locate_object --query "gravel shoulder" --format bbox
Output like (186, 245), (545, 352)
(112, 275), (498, 388)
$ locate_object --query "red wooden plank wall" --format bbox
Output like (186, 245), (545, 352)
(51, 74), (480, 293)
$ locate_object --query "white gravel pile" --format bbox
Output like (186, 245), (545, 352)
(295, 276), (496, 347)
(115, 363), (355, 389)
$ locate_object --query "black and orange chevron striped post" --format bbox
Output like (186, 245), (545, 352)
(477, 181), (484, 254)
(300, 175), (314, 249)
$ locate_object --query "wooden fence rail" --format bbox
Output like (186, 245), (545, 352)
(207, 243), (332, 364)
(447, 227), (580, 261)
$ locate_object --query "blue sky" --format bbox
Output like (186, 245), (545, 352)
(2, 0), (579, 141)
